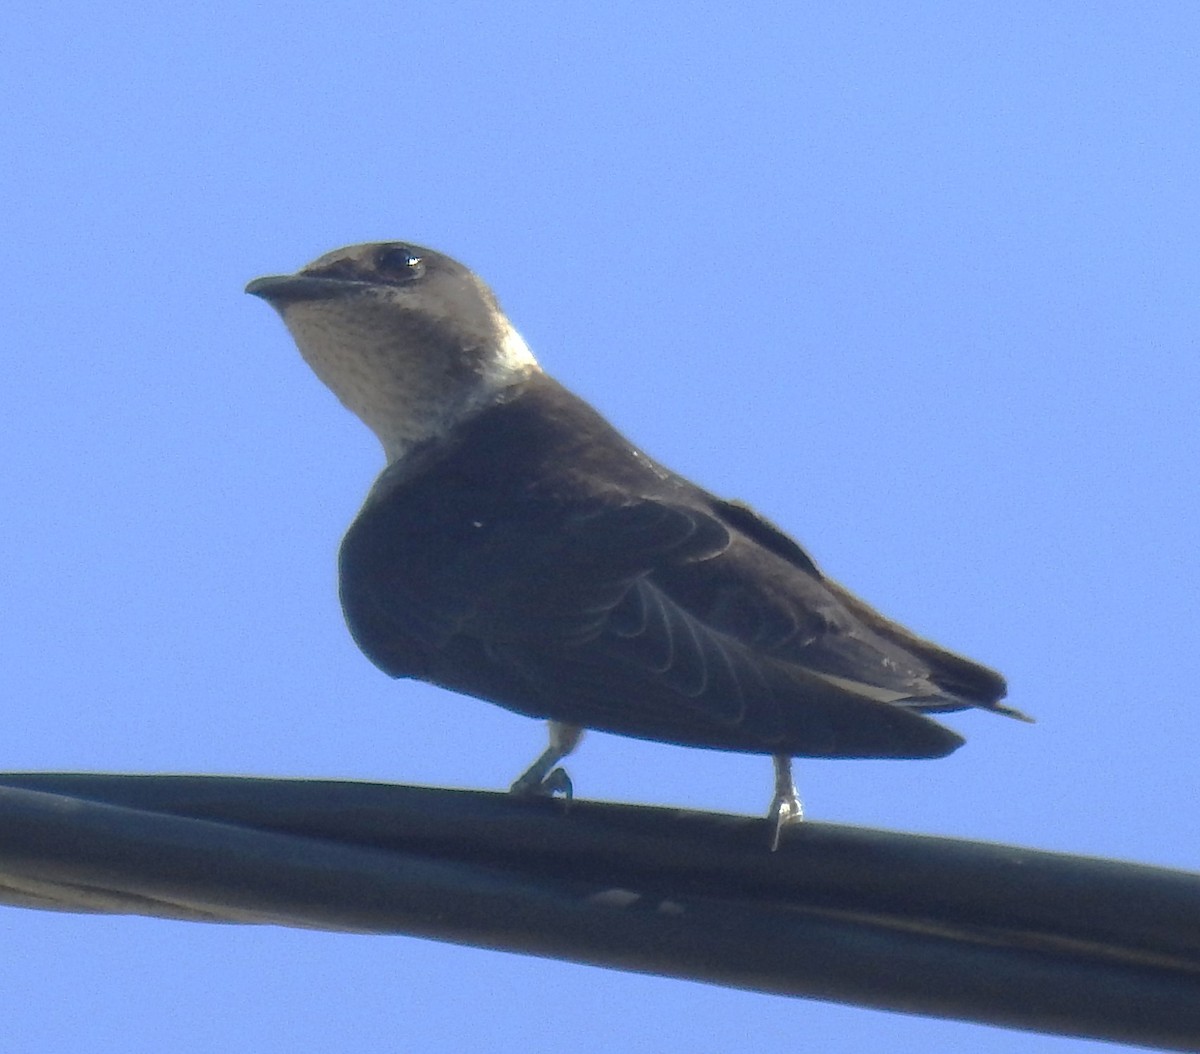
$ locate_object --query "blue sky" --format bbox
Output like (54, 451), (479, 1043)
(3, 4), (1198, 1051)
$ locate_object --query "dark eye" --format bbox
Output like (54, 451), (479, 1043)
(376, 246), (425, 280)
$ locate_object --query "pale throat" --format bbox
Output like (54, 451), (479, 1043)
(283, 306), (540, 464)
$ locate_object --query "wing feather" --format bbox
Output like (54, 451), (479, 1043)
(339, 393), (996, 758)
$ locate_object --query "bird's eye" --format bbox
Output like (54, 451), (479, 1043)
(376, 246), (425, 281)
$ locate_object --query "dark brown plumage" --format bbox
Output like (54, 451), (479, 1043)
(248, 241), (1025, 844)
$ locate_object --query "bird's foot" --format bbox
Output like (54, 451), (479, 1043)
(509, 764), (574, 801)
(766, 790), (804, 851)
(768, 755), (804, 851)
(509, 722), (584, 803)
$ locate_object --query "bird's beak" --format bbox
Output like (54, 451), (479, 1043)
(246, 274), (308, 303)
(245, 274), (362, 304)
(245, 275), (289, 298)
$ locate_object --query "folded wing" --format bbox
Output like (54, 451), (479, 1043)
(340, 467), (999, 757)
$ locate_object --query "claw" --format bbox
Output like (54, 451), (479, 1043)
(541, 767), (574, 801)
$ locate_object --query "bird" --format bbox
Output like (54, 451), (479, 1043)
(246, 241), (1028, 849)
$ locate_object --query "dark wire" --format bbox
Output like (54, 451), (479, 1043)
(0, 773), (1197, 1050)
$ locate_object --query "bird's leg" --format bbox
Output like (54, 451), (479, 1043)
(767, 754), (804, 851)
(509, 722), (585, 800)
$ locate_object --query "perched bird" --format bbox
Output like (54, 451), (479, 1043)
(247, 242), (1027, 848)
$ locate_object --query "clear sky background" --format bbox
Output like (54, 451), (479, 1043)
(3, 5), (1198, 1052)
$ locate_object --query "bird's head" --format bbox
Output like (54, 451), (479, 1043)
(247, 242), (540, 461)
